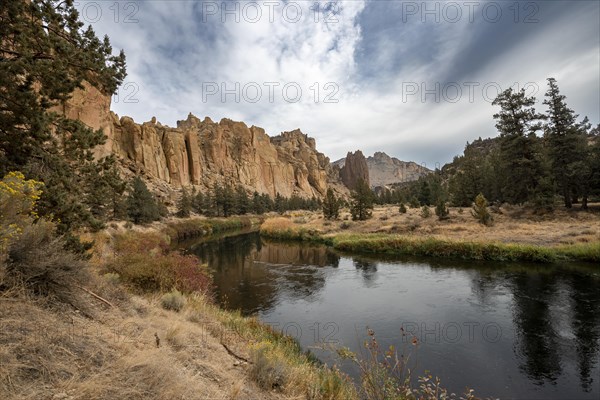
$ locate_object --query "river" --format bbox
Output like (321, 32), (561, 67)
(183, 232), (600, 399)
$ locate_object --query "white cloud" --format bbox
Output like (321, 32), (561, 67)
(77, 1), (599, 166)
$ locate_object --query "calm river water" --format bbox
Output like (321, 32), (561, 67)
(184, 232), (600, 400)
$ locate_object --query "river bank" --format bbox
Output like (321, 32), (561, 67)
(259, 205), (600, 263)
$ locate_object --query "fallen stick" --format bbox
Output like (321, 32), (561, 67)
(76, 285), (115, 308)
(221, 342), (252, 364)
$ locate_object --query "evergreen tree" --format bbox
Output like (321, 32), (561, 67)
(251, 191), (265, 214)
(176, 188), (192, 218)
(435, 200), (449, 220)
(322, 188), (341, 220)
(492, 88), (545, 204)
(1, 0), (127, 233)
(417, 179), (431, 205)
(350, 179), (374, 221)
(191, 186), (204, 214)
(221, 183), (235, 217)
(274, 193), (286, 214)
(471, 193), (493, 226)
(543, 78), (589, 208)
(126, 177), (160, 224)
(398, 203), (407, 214)
(235, 185), (250, 215)
(420, 205), (431, 218)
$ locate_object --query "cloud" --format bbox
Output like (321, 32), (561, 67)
(77, 0), (600, 166)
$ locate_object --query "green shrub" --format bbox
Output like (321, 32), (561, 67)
(435, 201), (450, 220)
(161, 290), (186, 312)
(398, 203), (407, 214)
(420, 205), (431, 218)
(471, 193), (493, 226)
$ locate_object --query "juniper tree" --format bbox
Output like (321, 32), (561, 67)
(471, 193), (493, 226)
(350, 179), (374, 221)
(176, 188), (192, 218)
(435, 200), (449, 220)
(322, 188), (341, 220)
(0, 0), (127, 233)
(126, 177), (160, 224)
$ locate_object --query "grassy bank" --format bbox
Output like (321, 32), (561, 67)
(94, 227), (358, 399)
(260, 217), (600, 263)
(163, 216), (262, 241)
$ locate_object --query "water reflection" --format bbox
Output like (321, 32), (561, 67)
(569, 273), (600, 391)
(187, 234), (340, 314)
(184, 232), (600, 398)
(509, 273), (562, 384)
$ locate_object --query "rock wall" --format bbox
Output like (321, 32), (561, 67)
(59, 83), (348, 198)
(339, 150), (370, 190)
(334, 151), (431, 188)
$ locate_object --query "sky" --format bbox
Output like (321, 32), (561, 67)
(76, 0), (600, 167)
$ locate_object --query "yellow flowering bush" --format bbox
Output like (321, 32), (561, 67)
(0, 171), (44, 249)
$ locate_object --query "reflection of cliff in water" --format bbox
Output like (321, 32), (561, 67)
(187, 233), (339, 315)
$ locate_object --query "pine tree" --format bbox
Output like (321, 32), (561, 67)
(251, 191), (264, 214)
(420, 205), (431, 218)
(126, 177), (160, 224)
(350, 179), (374, 221)
(221, 183), (235, 217)
(176, 188), (192, 218)
(322, 188), (341, 220)
(492, 88), (545, 204)
(235, 185), (250, 215)
(543, 78), (589, 208)
(1, 0), (127, 233)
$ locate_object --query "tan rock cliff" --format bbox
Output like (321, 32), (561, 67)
(60, 85), (347, 198)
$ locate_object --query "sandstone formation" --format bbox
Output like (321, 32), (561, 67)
(335, 151), (431, 188)
(60, 84), (348, 199)
(339, 150), (370, 190)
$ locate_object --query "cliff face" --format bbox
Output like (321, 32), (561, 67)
(335, 151), (430, 188)
(339, 150), (370, 190)
(61, 85), (345, 198)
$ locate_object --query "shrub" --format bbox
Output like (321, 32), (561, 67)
(420, 206), (431, 218)
(339, 221), (351, 230)
(161, 290), (186, 312)
(471, 193), (493, 226)
(398, 203), (407, 214)
(4, 219), (87, 305)
(0, 171), (43, 249)
(409, 197), (420, 208)
(435, 201), (450, 220)
(108, 232), (212, 295)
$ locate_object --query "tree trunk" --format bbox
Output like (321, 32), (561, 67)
(563, 188), (572, 208)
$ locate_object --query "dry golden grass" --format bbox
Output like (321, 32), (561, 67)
(275, 204), (600, 247)
(0, 286), (291, 400)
